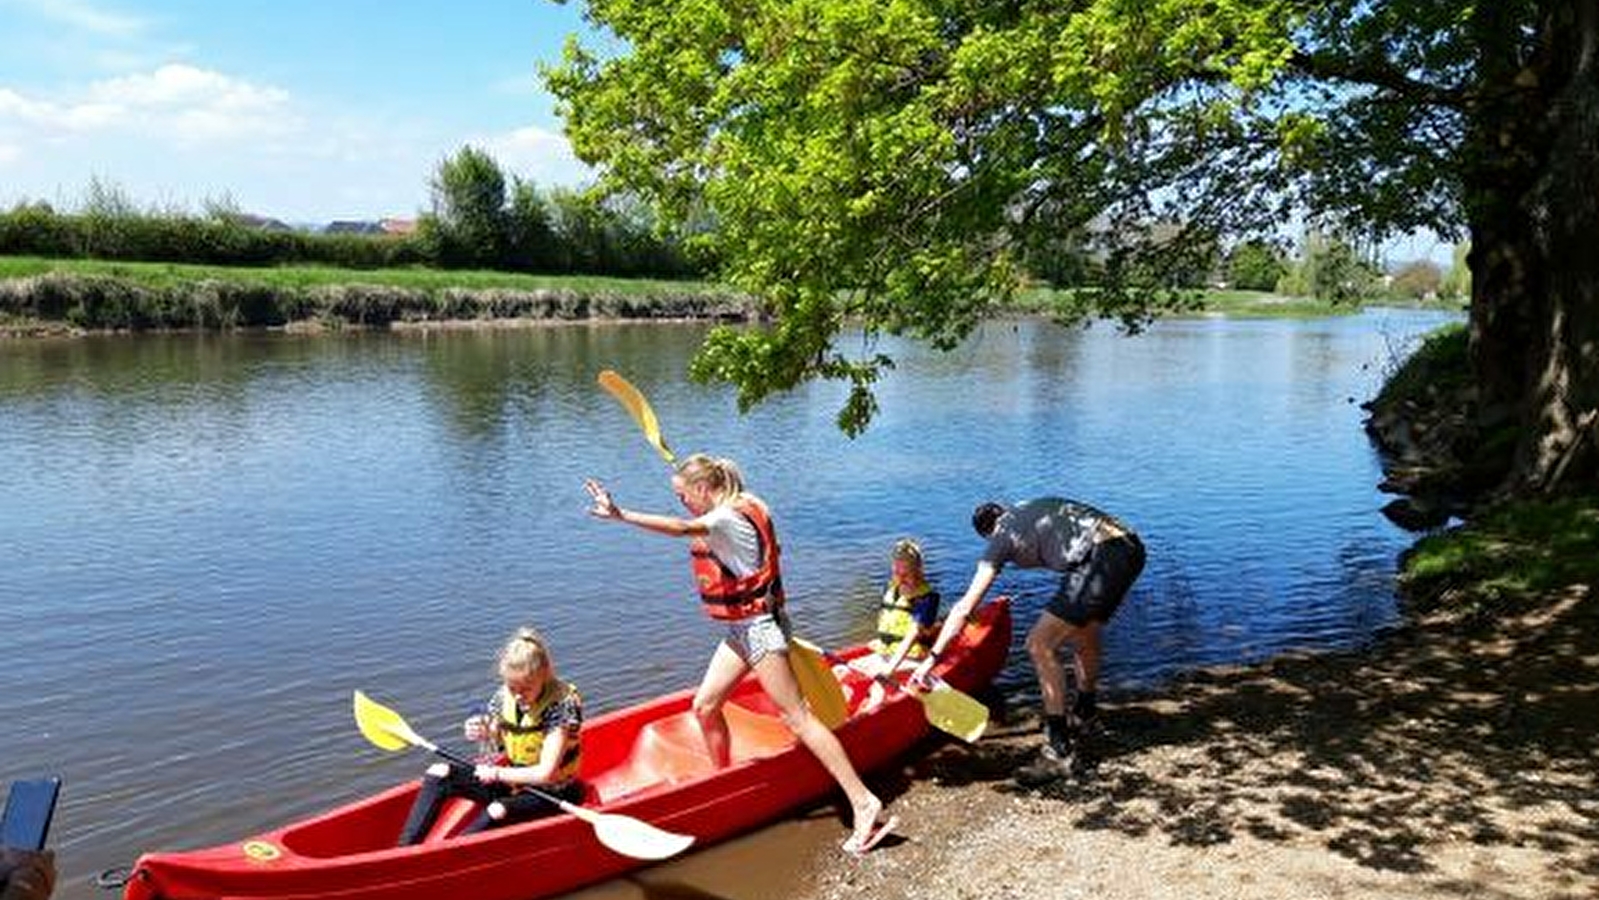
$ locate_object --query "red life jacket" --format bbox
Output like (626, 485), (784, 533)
(689, 494), (785, 621)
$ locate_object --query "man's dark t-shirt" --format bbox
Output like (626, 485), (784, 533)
(980, 497), (1117, 573)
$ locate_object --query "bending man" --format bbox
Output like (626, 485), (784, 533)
(913, 497), (1145, 783)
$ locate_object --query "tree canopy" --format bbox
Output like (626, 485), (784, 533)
(548, 1), (1599, 494)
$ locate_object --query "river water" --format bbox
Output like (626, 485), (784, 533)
(0, 309), (1457, 897)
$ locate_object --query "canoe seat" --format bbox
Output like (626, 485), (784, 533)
(588, 705), (797, 803)
(724, 702), (796, 760)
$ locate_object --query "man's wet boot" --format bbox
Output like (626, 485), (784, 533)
(1014, 741), (1075, 786)
(1015, 716), (1074, 787)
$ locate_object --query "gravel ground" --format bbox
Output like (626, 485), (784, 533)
(790, 584), (1599, 900)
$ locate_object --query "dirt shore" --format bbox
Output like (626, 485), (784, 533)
(789, 584), (1598, 900)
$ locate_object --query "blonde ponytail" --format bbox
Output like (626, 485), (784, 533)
(676, 453), (746, 499)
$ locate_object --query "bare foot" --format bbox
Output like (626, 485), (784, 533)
(843, 797), (898, 855)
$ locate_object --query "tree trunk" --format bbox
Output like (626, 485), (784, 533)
(1466, 1), (1599, 497)
(1520, 2), (1599, 492)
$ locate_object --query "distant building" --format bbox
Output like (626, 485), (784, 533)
(380, 218), (417, 236)
(324, 220), (384, 235)
(236, 213), (292, 231)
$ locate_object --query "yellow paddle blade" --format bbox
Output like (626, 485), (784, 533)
(353, 690), (420, 752)
(788, 637), (849, 729)
(598, 370), (676, 464)
(919, 681), (990, 744)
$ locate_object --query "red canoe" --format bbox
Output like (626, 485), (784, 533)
(123, 598), (1012, 900)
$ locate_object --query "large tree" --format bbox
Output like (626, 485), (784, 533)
(547, 0), (1599, 495)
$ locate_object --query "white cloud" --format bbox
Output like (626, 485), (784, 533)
(480, 125), (591, 187)
(1, 0), (145, 37)
(0, 64), (296, 143)
(0, 64), (583, 221)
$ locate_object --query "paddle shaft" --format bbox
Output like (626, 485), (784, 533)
(354, 691), (695, 859)
(415, 743), (589, 818)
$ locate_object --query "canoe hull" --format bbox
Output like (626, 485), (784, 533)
(125, 598), (1011, 900)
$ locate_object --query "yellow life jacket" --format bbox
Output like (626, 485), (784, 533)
(869, 581), (938, 659)
(498, 680), (582, 784)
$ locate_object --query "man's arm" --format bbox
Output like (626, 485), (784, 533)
(911, 562), (998, 685)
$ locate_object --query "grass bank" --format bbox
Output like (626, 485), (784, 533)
(1399, 493), (1599, 625)
(1, 257), (1466, 335)
(0, 256), (721, 296)
(0, 256), (750, 334)
(1012, 285), (1465, 319)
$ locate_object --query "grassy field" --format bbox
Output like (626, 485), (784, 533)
(0, 255), (731, 297)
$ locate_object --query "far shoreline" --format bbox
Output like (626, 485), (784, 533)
(0, 256), (1465, 339)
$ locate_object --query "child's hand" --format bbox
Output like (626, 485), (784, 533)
(463, 713), (496, 743)
(584, 478), (622, 519)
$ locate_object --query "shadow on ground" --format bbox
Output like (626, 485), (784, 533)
(914, 583), (1599, 884)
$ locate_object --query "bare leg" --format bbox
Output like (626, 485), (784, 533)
(1071, 620), (1103, 694)
(1026, 611), (1076, 718)
(751, 650), (890, 850)
(692, 641), (750, 768)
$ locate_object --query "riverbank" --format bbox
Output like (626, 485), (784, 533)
(0, 262), (755, 335)
(789, 496), (1598, 900)
(0, 256), (1464, 336)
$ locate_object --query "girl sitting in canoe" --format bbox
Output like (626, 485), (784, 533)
(584, 454), (898, 855)
(861, 538), (942, 676)
(397, 627), (584, 845)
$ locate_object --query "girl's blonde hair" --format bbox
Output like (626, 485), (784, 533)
(891, 538), (924, 566)
(675, 453), (746, 497)
(498, 626), (554, 679)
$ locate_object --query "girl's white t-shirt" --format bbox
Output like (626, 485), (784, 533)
(694, 502), (763, 576)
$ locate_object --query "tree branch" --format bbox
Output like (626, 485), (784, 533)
(1289, 51), (1467, 108)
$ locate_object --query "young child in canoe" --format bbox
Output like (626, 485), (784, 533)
(860, 538), (942, 676)
(397, 626), (584, 845)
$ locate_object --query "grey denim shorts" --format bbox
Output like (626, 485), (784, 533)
(723, 608), (793, 665)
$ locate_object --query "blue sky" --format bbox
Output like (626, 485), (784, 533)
(0, 0), (600, 223)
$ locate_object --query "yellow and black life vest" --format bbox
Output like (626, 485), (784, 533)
(689, 494), (785, 621)
(869, 582), (939, 659)
(498, 681), (582, 784)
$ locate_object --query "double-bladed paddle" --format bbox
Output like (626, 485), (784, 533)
(595, 369), (850, 730)
(351, 690), (694, 861)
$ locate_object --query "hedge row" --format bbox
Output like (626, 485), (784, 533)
(0, 206), (421, 269)
(0, 205), (706, 279)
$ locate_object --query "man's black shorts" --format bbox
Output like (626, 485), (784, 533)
(1046, 534), (1146, 625)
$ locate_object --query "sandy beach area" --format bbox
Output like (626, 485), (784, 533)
(789, 584), (1598, 900)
